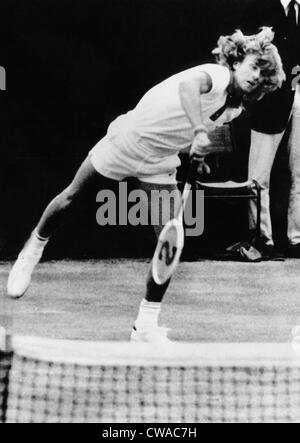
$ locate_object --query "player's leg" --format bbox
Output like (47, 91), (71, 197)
(7, 157), (101, 298)
(248, 129), (284, 253)
(131, 181), (181, 342)
(36, 157), (100, 238)
(287, 87), (300, 255)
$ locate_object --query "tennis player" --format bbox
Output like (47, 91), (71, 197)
(7, 28), (285, 343)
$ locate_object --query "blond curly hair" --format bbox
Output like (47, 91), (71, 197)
(212, 27), (286, 97)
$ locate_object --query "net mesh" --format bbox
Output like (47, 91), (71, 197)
(0, 350), (12, 423)
(1, 338), (300, 423)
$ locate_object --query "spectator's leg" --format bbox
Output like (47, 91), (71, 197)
(288, 87), (300, 249)
(248, 130), (284, 246)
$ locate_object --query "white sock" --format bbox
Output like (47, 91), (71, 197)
(25, 230), (49, 255)
(135, 299), (161, 330)
(0, 326), (7, 351)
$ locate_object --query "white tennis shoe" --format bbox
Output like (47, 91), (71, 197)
(7, 245), (44, 299)
(130, 326), (171, 344)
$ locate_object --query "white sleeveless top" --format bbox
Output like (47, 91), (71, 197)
(107, 64), (242, 155)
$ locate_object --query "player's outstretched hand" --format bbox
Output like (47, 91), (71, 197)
(190, 130), (211, 158)
(190, 130), (211, 175)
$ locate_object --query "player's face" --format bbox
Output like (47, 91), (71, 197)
(233, 55), (262, 95)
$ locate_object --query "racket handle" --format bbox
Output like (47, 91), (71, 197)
(186, 158), (200, 185)
(178, 159), (198, 217)
(178, 158), (201, 219)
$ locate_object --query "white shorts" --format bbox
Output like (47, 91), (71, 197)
(89, 136), (180, 184)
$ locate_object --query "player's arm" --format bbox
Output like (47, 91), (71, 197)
(179, 71), (212, 131)
(179, 72), (212, 172)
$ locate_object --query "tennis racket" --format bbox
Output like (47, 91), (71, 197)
(152, 160), (198, 285)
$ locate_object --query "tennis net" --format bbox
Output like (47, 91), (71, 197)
(1, 336), (300, 423)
